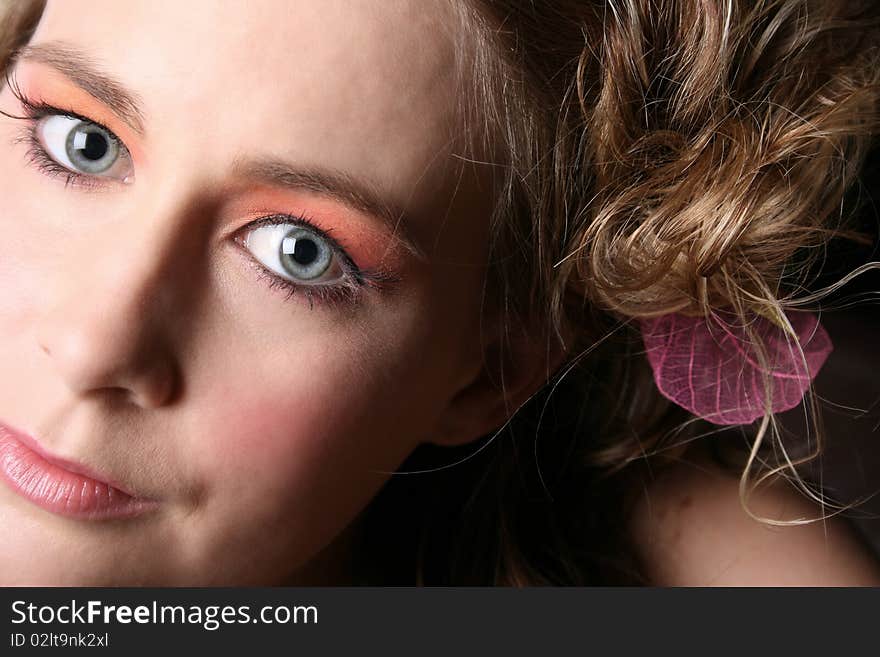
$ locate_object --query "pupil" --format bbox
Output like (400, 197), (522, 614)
(292, 238), (319, 266)
(80, 131), (108, 161)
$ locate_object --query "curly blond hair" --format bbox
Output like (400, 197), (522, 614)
(381, 0), (880, 584)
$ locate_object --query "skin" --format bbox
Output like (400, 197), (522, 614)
(629, 445), (880, 585)
(1, 0), (876, 587)
(0, 0), (523, 585)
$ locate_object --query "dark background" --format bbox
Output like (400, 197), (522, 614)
(777, 143), (880, 555)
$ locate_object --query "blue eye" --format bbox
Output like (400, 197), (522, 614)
(243, 220), (345, 285)
(36, 114), (133, 181)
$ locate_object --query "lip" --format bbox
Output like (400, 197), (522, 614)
(0, 420), (158, 520)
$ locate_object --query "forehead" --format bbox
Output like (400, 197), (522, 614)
(29, 0), (464, 214)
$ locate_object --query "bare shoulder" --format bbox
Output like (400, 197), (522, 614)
(627, 446), (880, 586)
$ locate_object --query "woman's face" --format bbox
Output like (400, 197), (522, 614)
(0, 0), (494, 584)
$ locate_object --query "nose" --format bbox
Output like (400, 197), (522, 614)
(35, 215), (187, 409)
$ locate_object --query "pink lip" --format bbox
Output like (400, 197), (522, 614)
(0, 420), (158, 520)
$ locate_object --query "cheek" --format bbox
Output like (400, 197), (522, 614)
(199, 383), (360, 489)
(0, 144), (52, 331)
(180, 332), (439, 576)
(0, 102), (90, 330)
(190, 329), (438, 514)
(186, 248), (476, 514)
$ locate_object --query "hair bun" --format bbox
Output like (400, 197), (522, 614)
(569, 0), (880, 320)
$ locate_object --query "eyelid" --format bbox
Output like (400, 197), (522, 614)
(24, 97), (116, 136)
(35, 113), (134, 183)
(237, 215), (376, 297)
(230, 213), (400, 308)
(236, 213), (363, 279)
(6, 84), (136, 187)
(222, 187), (412, 277)
(8, 63), (147, 156)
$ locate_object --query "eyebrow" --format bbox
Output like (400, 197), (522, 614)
(14, 41), (147, 136)
(234, 159), (426, 260)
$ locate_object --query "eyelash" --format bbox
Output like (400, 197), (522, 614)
(1, 78), (400, 310)
(2, 80), (125, 190)
(233, 214), (400, 309)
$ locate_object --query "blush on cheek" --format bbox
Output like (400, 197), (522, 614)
(194, 379), (371, 497)
(195, 368), (411, 499)
(199, 395), (319, 480)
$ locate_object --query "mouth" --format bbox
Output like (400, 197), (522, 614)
(0, 420), (158, 520)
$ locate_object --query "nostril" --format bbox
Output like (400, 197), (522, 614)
(125, 358), (180, 409)
(36, 330), (180, 409)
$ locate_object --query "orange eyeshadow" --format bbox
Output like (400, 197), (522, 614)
(223, 185), (409, 273)
(12, 62), (147, 165)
